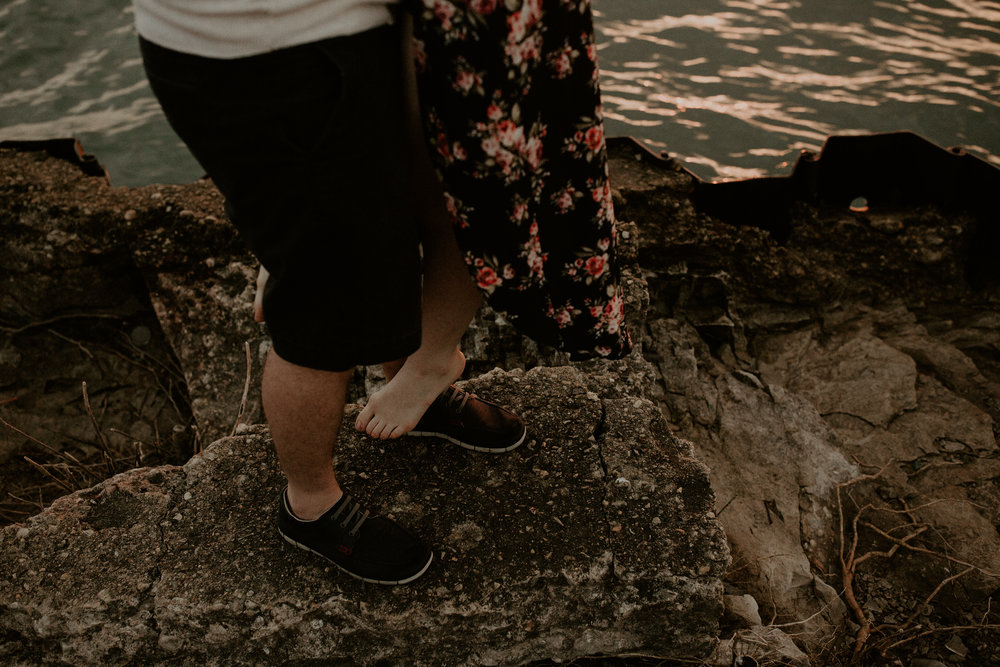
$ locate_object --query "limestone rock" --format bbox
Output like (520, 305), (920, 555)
(723, 594), (762, 628)
(646, 318), (853, 639)
(0, 366), (728, 665)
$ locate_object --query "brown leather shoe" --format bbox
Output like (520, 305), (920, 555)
(408, 385), (526, 453)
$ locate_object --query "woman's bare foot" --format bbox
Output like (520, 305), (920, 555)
(356, 348), (465, 439)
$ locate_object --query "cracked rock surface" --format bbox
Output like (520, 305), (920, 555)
(0, 365), (727, 665)
(6, 138), (1000, 664)
(609, 141), (1000, 661)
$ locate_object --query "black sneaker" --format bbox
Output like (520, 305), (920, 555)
(408, 385), (526, 453)
(277, 489), (432, 585)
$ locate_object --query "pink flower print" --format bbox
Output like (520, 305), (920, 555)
(474, 257), (484, 267)
(554, 307), (573, 327)
(597, 237), (610, 252)
(433, 0), (455, 30)
(551, 44), (576, 78)
(443, 192), (459, 221)
(481, 135), (501, 157)
(523, 230), (546, 278)
(497, 120), (525, 149)
(507, 11), (527, 42)
(522, 0), (543, 23)
(436, 132), (452, 161)
(477, 266), (501, 288)
(524, 135), (544, 169)
(587, 42), (598, 63)
(599, 191), (614, 221)
(511, 201), (529, 222)
(468, 0), (498, 14)
(528, 251), (545, 278)
(585, 254), (607, 278)
(521, 35), (541, 63)
(603, 294), (624, 333)
(455, 70), (476, 92)
(507, 0), (541, 42)
(503, 265), (516, 279)
(595, 346), (612, 357)
(505, 34), (541, 66)
(413, 39), (427, 73)
(555, 187), (576, 212)
(495, 148), (515, 174)
(487, 103), (503, 121)
(584, 125), (603, 152)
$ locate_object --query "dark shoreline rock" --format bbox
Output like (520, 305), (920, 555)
(3, 138), (1000, 664)
(0, 366), (728, 665)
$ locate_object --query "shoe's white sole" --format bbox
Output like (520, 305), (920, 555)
(279, 532), (433, 585)
(408, 426), (527, 453)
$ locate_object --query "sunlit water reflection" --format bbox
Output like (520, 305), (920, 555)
(595, 0), (1000, 179)
(1, 0), (998, 185)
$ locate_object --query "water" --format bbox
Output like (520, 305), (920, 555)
(594, 0), (1000, 179)
(1, 0), (998, 186)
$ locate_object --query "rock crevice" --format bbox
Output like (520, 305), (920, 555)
(4, 139), (1000, 664)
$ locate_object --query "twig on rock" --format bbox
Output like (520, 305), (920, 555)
(0, 507), (28, 523)
(907, 460), (961, 478)
(859, 520), (1000, 578)
(836, 459), (1000, 662)
(836, 462), (893, 659)
(231, 340), (252, 436)
(0, 415), (99, 482)
(0, 312), (120, 334)
(81, 381), (115, 476)
(879, 623), (1000, 654)
(899, 566), (974, 632)
(23, 457), (74, 493)
(769, 591), (847, 629)
(45, 328), (94, 359)
(5, 492), (43, 512)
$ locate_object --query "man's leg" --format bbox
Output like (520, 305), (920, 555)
(263, 347), (349, 519)
(356, 14), (483, 439)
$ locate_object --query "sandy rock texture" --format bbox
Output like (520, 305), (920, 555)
(0, 144), (730, 665)
(608, 141), (1000, 662)
(3, 137), (1000, 665)
(0, 365), (728, 665)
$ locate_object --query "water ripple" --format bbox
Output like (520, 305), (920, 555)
(594, 0), (1000, 180)
(0, 0), (997, 184)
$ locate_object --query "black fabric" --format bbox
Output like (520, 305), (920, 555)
(140, 26), (422, 371)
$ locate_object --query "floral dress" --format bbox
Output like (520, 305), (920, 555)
(407, 0), (632, 360)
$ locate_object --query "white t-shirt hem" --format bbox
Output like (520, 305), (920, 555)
(134, 0), (395, 59)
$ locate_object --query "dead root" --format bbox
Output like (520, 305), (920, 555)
(836, 459), (1000, 662)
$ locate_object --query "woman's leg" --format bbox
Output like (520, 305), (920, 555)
(358, 14), (483, 439)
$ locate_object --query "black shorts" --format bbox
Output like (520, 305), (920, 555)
(140, 25), (421, 371)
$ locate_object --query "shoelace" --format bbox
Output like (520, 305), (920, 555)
(442, 385), (472, 415)
(329, 495), (369, 536)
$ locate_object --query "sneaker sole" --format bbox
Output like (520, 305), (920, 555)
(278, 531), (433, 585)
(407, 426), (527, 453)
